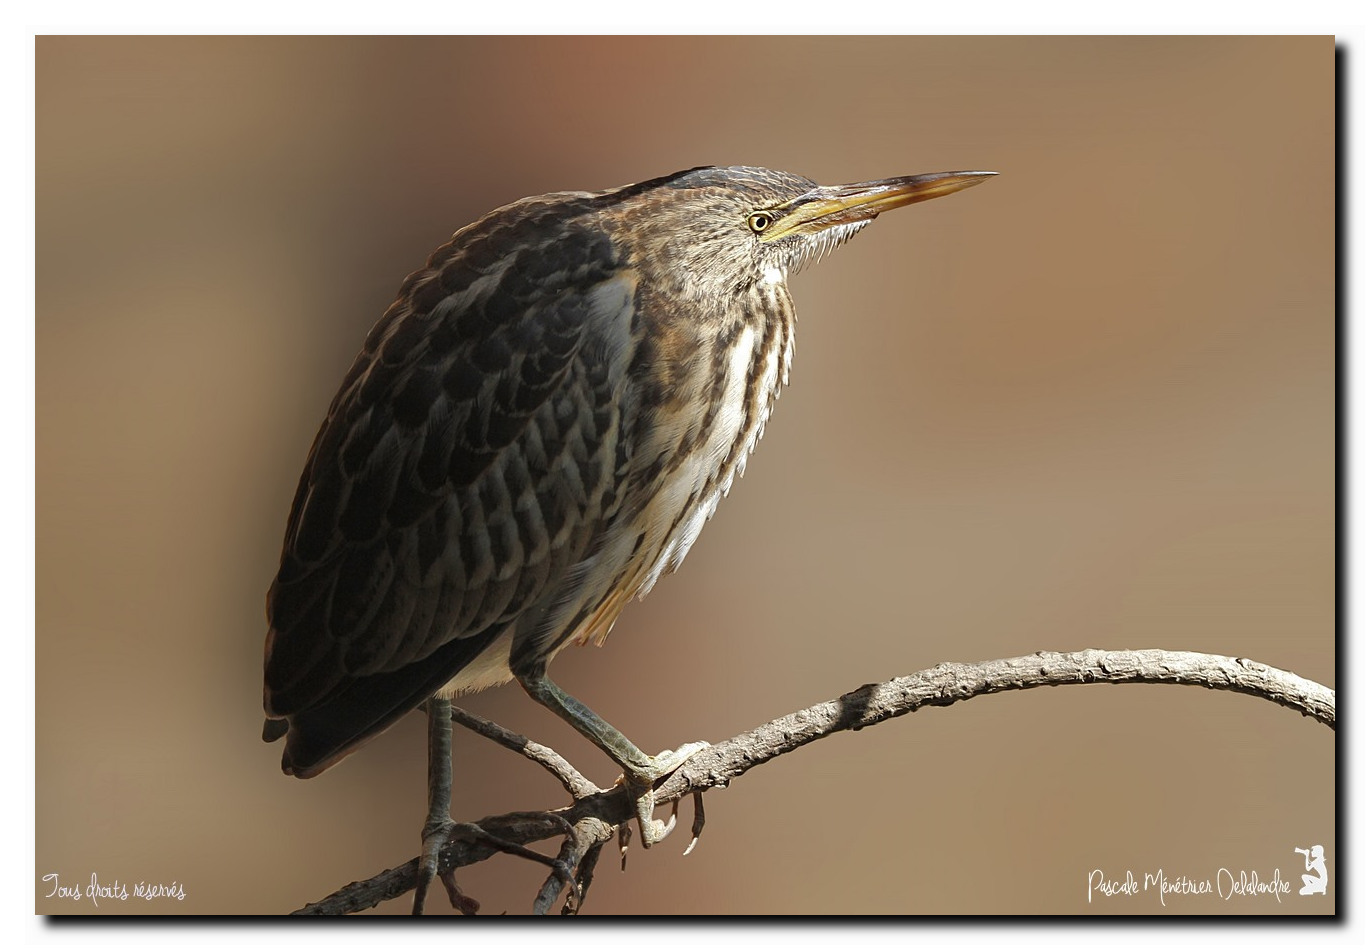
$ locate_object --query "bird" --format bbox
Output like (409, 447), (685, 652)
(262, 164), (995, 911)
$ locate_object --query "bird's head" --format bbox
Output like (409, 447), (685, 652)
(607, 165), (996, 299)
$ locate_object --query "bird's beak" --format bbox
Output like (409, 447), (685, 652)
(759, 170), (997, 243)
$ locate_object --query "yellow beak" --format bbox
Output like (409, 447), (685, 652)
(759, 170), (997, 243)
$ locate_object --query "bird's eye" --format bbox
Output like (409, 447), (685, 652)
(748, 212), (773, 234)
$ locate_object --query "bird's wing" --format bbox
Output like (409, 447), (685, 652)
(263, 218), (634, 775)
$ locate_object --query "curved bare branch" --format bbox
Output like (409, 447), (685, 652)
(290, 648), (1334, 915)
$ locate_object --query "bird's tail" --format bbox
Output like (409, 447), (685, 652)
(263, 624), (507, 778)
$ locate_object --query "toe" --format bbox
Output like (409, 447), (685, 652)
(646, 740), (711, 778)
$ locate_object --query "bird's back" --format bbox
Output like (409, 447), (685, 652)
(264, 190), (625, 772)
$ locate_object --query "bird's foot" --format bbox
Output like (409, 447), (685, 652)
(616, 740), (710, 848)
(414, 817), (480, 915)
(414, 817), (445, 914)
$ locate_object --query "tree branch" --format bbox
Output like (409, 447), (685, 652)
(289, 648), (1335, 915)
(447, 704), (598, 799)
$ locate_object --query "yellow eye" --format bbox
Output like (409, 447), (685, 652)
(748, 212), (773, 234)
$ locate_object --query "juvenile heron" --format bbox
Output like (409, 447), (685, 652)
(263, 165), (994, 910)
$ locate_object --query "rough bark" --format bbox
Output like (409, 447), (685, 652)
(289, 648), (1335, 916)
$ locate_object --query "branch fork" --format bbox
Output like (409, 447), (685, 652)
(289, 648), (1334, 916)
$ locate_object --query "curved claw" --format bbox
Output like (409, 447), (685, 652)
(633, 790), (675, 846)
(619, 741), (711, 848)
(440, 868), (480, 915)
(682, 791), (706, 856)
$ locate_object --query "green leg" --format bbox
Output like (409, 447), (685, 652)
(413, 696), (456, 914)
(516, 669), (708, 847)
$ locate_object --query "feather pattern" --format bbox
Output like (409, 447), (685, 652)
(261, 164), (955, 778)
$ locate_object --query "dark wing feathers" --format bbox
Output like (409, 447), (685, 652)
(264, 208), (625, 775)
(278, 627), (510, 779)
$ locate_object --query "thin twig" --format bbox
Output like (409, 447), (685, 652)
(569, 839), (607, 914)
(291, 648), (1335, 915)
(533, 831), (583, 916)
(448, 705), (599, 799)
(530, 817), (616, 915)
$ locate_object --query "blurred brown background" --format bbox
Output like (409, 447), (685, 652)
(36, 36), (1333, 915)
